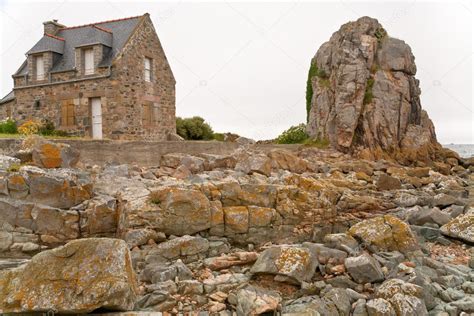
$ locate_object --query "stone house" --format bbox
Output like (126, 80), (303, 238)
(0, 13), (176, 140)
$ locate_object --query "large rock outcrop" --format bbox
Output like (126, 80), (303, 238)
(306, 16), (448, 164)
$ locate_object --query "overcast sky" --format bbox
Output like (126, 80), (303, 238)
(1, 0), (472, 143)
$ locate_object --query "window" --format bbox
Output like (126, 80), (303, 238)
(84, 48), (94, 75)
(144, 57), (152, 82)
(36, 55), (45, 80)
(61, 101), (75, 126)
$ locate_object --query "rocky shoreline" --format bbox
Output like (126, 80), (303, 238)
(0, 137), (472, 315)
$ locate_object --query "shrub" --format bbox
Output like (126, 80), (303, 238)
(38, 120), (69, 137)
(213, 132), (225, 141)
(176, 116), (214, 140)
(276, 124), (309, 144)
(374, 27), (387, 44)
(18, 120), (41, 136)
(0, 118), (17, 134)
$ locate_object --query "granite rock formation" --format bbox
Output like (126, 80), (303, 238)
(306, 17), (451, 164)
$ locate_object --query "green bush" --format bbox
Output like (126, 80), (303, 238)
(212, 133), (225, 141)
(276, 124), (309, 144)
(0, 118), (17, 134)
(176, 116), (215, 140)
(38, 120), (69, 137)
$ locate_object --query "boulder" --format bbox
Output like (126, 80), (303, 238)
(345, 253), (385, 284)
(235, 151), (272, 176)
(0, 238), (137, 313)
(306, 16), (441, 164)
(376, 174), (401, 191)
(406, 206), (451, 227)
(348, 215), (419, 254)
(0, 155), (20, 171)
(440, 213), (474, 243)
(204, 251), (258, 270)
(22, 166), (92, 209)
(31, 140), (79, 168)
(148, 187), (211, 235)
(366, 298), (396, 316)
(141, 259), (193, 284)
(236, 285), (281, 315)
(250, 244), (318, 284)
(145, 235), (209, 263)
(375, 279), (428, 316)
(267, 149), (308, 173)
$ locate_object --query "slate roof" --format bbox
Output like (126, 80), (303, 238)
(0, 90), (15, 105)
(15, 15), (143, 76)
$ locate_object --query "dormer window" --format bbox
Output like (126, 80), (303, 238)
(84, 48), (94, 75)
(144, 57), (152, 82)
(35, 55), (45, 80)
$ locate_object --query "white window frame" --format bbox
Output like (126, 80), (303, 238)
(36, 55), (45, 80)
(84, 48), (94, 75)
(144, 57), (152, 82)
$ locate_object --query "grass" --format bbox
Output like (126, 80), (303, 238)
(363, 78), (375, 105)
(302, 138), (330, 148)
(0, 133), (82, 140)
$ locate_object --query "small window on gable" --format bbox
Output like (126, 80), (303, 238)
(61, 101), (75, 127)
(36, 55), (45, 80)
(84, 48), (94, 75)
(144, 57), (152, 82)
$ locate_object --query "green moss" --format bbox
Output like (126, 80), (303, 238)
(363, 78), (375, 105)
(374, 27), (387, 44)
(302, 137), (330, 148)
(306, 62), (330, 122)
(6, 163), (21, 172)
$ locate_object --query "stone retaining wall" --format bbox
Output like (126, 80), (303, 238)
(0, 138), (300, 167)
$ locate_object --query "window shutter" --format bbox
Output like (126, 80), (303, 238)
(61, 102), (68, 126)
(142, 104), (151, 126)
(67, 104), (75, 126)
(36, 56), (44, 80)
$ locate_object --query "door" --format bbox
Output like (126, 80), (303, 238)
(91, 98), (102, 139)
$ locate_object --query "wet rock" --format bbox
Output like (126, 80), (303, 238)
(236, 285), (281, 315)
(440, 213), (474, 243)
(250, 244), (318, 284)
(348, 215), (419, 254)
(345, 253), (385, 284)
(0, 238), (137, 313)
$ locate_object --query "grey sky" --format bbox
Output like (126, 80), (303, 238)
(1, 0), (472, 143)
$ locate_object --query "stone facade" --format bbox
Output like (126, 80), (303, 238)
(1, 14), (176, 140)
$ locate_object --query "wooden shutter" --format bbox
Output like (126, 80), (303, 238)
(142, 104), (151, 126)
(61, 101), (75, 126)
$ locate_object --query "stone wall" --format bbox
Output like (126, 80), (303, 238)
(0, 138), (300, 167)
(3, 14), (176, 141)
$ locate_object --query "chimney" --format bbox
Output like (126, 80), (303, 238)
(43, 19), (65, 35)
